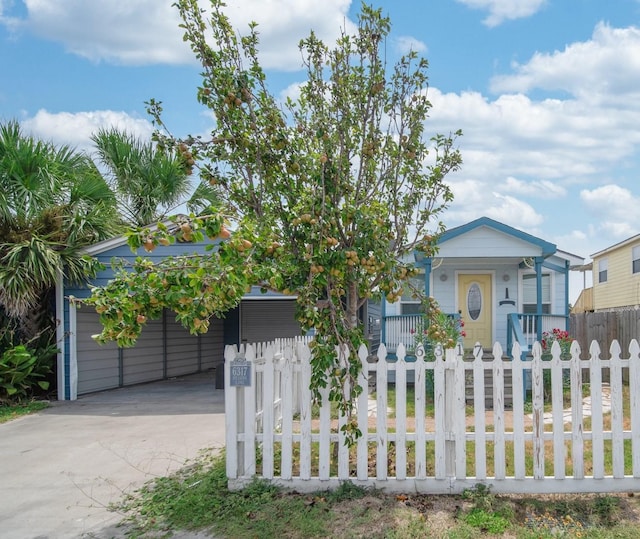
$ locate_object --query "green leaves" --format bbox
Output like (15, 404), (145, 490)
(0, 344), (53, 400)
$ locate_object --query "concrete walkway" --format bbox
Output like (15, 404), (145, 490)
(0, 371), (225, 539)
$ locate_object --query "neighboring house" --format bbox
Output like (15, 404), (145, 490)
(56, 235), (302, 401)
(382, 217), (584, 357)
(587, 233), (640, 312)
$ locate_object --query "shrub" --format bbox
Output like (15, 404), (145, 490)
(541, 328), (572, 358)
(0, 344), (55, 401)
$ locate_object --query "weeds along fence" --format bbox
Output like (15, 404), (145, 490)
(224, 338), (640, 495)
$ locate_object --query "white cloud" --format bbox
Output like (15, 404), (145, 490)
(580, 184), (640, 244)
(425, 87), (640, 188)
(279, 82), (304, 105)
(445, 179), (543, 232)
(485, 192), (543, 228)
(394, 36), (427, 55)
(581, 184), (638, 215)
(455, 0), (546, 27)
(8, 0), (355, 68)
(20, 0), (191, 65)
(490, 23), (640, 104)
(22, 109), (153, 153)
(501, 177), (567, 198)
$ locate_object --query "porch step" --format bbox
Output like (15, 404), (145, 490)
(463, 349), (514, 409)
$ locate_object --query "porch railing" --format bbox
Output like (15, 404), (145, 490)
(385, 312), (568, 357)
(506, 313), (568, 358)
(384, 313), (461, 354)
(384, 314), (421, 354)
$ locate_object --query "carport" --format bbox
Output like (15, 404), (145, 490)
(57, 234), (302, 400)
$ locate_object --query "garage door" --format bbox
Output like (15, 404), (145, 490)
(240, 300), (302, 344)
(76, 308), (224, 395)
(75, 307), (120, 394)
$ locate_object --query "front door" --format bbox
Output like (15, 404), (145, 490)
(457, 274), (492, 349)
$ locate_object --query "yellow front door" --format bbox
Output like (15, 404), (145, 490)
(458, 274), (492, 349)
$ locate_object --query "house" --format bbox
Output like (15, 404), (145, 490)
(584, 233), (640, 312)
(382, 217), (584, 357)
(56, 234), (303, 401)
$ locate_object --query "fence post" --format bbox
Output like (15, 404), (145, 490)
(262, 345), (275, 479)
(629, 339), (640, 477)
(357, 344), (371, 481)
(453, 344), (467, 480)
(298, 342), (312, 480)
(280, 345), (294, 481)
(243, 344), (256, 477)
(570, 340), (584, 479)
(472, 343), (487, 481)
(396, 344), (408, 481)
(224, 345), (238, 480)
(492, 342), (506, 480)
(511, 342), (526, 480)
(376, 343), (389, 480)
(444, 345), (456, 479)
(434, 344), (446, 480)
(531, 342), (545, 480)
(610, 340), (625, 478)
(589, 340), (605, 479)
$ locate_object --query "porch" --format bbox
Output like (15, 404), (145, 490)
(383, 312), (569, 357)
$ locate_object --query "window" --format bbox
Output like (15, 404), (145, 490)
(598, 258), (608, 283)
(522, 273), (551, 314)
(633, 246), (640, 275)
(400, 274), (424, 314)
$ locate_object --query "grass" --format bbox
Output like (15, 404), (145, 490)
(114, 449), (640, 538)
(0, 400), (48, 424)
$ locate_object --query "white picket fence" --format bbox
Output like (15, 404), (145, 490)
(225, 337), (640, 494)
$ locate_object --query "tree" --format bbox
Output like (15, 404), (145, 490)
(91, 127), (220, 227)
(87, 1), (461, 437)
(0, 120), (118, 344)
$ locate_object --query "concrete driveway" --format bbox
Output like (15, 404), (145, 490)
(0, 371), (225, 539)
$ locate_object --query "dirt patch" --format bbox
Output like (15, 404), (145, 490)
(318, 491), (640, 538)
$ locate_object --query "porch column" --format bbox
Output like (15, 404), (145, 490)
(381, 297), (386, 345)
(424, 258), (432, 298)
(535, 256), (543, 342)
(563, 260), (570, 331)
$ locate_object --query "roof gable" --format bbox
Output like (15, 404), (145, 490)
(436, 216), (557, 258)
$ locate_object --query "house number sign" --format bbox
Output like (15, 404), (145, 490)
(230, 355), (252, 387)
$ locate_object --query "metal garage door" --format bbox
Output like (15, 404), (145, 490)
(240, 300), (302, 344)
(75, 308), (120, 394)
(76, 309), (224, 395)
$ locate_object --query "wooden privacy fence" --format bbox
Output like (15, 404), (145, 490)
(225, 338), (640, 494)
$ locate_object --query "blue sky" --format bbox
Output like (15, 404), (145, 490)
(2, 0), (640, 301)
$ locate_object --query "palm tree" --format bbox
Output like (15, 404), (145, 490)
(0, 120), (119, 340)
(91, 128), (219, 227)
